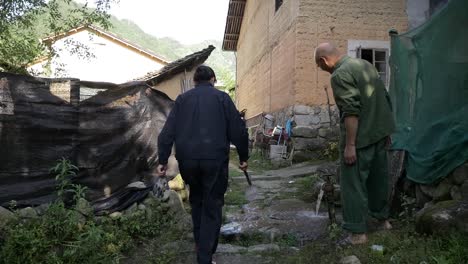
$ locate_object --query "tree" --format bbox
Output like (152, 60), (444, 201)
(0, 0), (115, 74)
(217, 67), (236, 101)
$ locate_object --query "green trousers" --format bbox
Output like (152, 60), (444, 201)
(339, 138), (389, 233)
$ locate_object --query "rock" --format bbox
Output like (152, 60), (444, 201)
(109, 212), (122, 219)
(318, 128), (328, 138)
(167, 190), (186, 214)
(17, 207), (38, 218)
(161, 190), (171, 202)
(319, 126), (340, 140)
(126, 181), (147, 189)
(294, 115), (321, 126)
(419, 184), (436, 198)
(292, 137), (326, 151)
(318, 109), (331, 124)
(34, 203), (50, 215)
(217, 244), (247, 254)
(137, 204), (146, 210)
(291, 126), (318, 138)
(451, 163), (468, 185)
(175, 214), (192, 231)
(161, 240), (194, 253)
(124, 203), (138, 215)
(0, 206), (16, 228)
(313, 106), (322, 114)
(415, 200), (468, 235)
(450, 186), (462, 201)
(433, 178), (452, 201)
(415, 185), (432, 208)
(293, 105), (311, 115)
(142, 196), (159, 207)
(292, 150), (321, 162)
(247, 244), (280, 252)
(461, 180), (468, 200)
(340, 255), (361, 264)
(75, 198), (93, 216)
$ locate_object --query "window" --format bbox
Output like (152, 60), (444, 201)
(275, 0), (283, 12)
(358, 48), (389, 87)
(347, 40), (390, 88)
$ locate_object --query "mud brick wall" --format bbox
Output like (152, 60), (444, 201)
(236, 0), (407, 119)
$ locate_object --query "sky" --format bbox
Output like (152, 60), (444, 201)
(105, 0), (230, 44)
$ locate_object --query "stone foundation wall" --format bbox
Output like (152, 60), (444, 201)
(412, 162), (468, 207)
(290, 104), (340, 162)
(247, 104), (340, 163)
(410, 162), (468, 235)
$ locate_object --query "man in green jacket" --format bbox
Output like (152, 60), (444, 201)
(315, 43), (394, 244)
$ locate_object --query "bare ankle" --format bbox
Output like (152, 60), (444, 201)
(382, 220), (393, 230)
(351, 233), (368, 244)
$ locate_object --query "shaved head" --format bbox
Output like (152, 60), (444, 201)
(314, 42), (343, 73)
(314, 43), (341, 64)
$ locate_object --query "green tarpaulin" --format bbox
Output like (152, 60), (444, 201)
(389, 0), (468, 184)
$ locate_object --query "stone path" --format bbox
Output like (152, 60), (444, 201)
(172, 162), (340, 264)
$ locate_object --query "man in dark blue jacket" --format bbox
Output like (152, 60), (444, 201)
(157, 65), (249, 264)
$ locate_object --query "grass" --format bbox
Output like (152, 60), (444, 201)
(220, 232), (300, 248)
(295, 174), (320, 203)
(229, 168), (244, 178)
(269, 222), (468, 264)
(230, 149), (277, 175)
(276, 174), (321, 203)
(225, 178), (248, 206)
(0, 199), (183, 264)
(0, 159), (184, 264)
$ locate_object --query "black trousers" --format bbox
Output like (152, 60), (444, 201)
(178, 158), (229, 264)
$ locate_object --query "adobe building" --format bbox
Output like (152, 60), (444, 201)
(222, 0), (446, 161)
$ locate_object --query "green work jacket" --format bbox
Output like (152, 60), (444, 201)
(331, 56), (395, 149)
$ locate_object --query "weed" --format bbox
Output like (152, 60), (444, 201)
(49, 158), (86, 203)
(225, 189), (248, 206)
(220, 232), (266, 247)
(229, 168), (244, 178)
(277, 234), (300, 247)
(245, 150), (275, 172)
(276, 222), (468, 264)
(399, 194), (417, 223)
(322, 141), (339, 161)
(295, 174), (320, 203)
(0, 159), (182, 264)
(327, 223), (342, 240)
(224, 178), (248, 206)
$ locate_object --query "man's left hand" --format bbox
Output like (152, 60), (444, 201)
(156, 164), (168, 177)
(344, 145), (357, 165)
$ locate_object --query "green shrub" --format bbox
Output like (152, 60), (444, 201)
(0, 159), (180, 264)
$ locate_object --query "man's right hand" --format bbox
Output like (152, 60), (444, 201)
(156, 164), (168, 177)
(239, 161), (248, 172)
(344, 145), (357, 165)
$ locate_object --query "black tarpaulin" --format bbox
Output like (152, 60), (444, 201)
(0, 72), (174, 206)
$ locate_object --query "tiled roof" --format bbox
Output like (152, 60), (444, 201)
(222, 0), (247, 51)
(136, 45), (216, 86)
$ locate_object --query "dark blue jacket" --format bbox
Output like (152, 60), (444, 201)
(158, 82), (249, 165)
